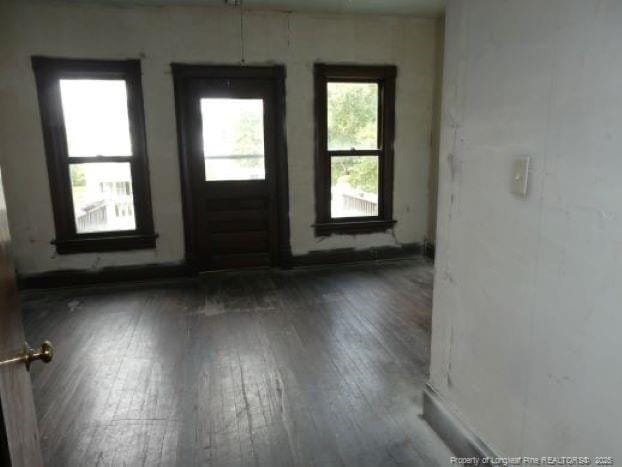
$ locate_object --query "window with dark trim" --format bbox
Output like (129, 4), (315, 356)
(32, 57), (156, 254)
(314, 64), (396, 236)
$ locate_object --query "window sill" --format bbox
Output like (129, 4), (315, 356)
(314, 220), (396, 236)
(52, 233), (158, 254)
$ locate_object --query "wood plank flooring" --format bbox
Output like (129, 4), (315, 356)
(20, 258), (453, 466)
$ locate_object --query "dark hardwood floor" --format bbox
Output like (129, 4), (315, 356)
(21, 258), (452, 466)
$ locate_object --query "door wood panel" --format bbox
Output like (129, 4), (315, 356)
(0, 167), (43, 467)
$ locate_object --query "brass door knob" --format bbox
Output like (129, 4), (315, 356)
(25, 341), (54, 370)
(0, 341), (54, 371)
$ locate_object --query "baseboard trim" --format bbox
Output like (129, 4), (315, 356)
(423, 383), (497, 460)
(18, 262), (191, 289)
(19, 244), (425, 289)
(423, 240), (435, 260)
(290, 242), (422, 267)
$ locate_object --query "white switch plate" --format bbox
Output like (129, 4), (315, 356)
(511, 156), (530, 196)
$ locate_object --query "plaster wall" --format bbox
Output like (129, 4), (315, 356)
(430, 0), (622, 457)
(0, 0), (439, 274)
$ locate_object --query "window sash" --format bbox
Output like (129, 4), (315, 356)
(326, 80), (381, 152)
(59, 78), (134, 158)
(329, 154), (380, 220)
(66, 159), (139, 236)
(57, 78), (140, 236)
(325, 78), (384, 220)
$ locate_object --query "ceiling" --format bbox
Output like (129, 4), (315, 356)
(67, 0), (446, 16)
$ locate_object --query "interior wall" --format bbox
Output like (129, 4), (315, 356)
(426, 15), (444, 244)
(0, 0), (439, 275)
(430, 0), (622, 457)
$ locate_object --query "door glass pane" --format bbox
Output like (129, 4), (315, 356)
(70, 162), (136, 233)
(331, 156), (379, 218)
(60, 79), (132, 157)
(327, 82), (378, 150)
(200, 98), (265, 181)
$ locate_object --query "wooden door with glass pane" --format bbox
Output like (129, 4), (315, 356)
(173, 65), (288, 270)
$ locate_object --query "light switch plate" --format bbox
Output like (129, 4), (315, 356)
(511, 156), (530, 196)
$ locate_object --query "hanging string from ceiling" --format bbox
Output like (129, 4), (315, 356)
(239, 0), (245, 64)
(223, 0), (245, 64)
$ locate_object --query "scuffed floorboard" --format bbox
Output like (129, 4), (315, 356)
(21, 258), (453, 466)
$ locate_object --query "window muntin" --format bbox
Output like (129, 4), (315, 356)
(32, 57), (155, 253)
(200, 98), (266, 181)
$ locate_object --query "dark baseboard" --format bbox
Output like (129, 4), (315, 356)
(18, 262), (191, 289)
(423, 240), (435, 260)
(18, 243), (426, 289)
(291, 242), (422, 267)
(423, 383), (497, 460)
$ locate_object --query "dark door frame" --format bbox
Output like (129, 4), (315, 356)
(172, 64), (291, 271)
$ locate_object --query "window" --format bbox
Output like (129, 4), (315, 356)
(200, 98), (266, 181)
(32, 57), (156, 253)
(314, 65), (396, 235)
